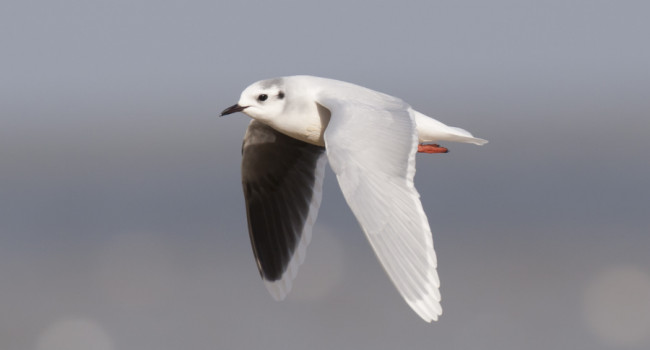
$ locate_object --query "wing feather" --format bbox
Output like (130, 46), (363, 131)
(319, 91), (443, 322)
(241, 120), (327, 300)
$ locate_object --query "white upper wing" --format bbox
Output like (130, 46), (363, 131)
(318, 87), (442, 322)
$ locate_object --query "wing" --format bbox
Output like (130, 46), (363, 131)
(319, 94), (442, 322)
(241, 120), (327, 300)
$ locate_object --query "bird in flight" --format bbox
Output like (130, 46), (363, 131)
(221, 75), (487, 322)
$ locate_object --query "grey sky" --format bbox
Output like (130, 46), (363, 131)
(2, 1), (649, 349)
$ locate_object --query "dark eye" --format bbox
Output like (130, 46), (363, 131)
(278, 91), (285, 99)
(257, 94), (268, 102)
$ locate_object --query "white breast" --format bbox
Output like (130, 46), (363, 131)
(271, 100), (330, 147)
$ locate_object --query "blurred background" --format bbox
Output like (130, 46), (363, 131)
(2, 1), (649, 349)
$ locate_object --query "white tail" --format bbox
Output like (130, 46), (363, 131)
(412, 110), (488, 145)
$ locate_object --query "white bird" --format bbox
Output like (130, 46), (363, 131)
(221, 75), (487, 322)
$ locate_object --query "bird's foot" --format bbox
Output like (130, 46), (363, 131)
(418, 143), (449, 154)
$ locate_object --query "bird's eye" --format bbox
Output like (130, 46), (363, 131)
(257, 94), (268, 102)
(278, 91), (285, 99)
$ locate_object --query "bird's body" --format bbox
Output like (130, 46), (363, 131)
(235, 76), (486, 148)
(221, 75), (486, 322)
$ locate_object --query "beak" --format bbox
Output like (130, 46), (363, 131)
(220, 104), (247, 116)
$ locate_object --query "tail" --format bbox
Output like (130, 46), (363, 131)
(445, 126), (488, 145)
(412, 110), (488, 146)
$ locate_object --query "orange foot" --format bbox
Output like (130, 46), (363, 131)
(418, 143), (449, 154)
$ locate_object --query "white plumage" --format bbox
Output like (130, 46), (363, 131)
(222, 75), (487, 322)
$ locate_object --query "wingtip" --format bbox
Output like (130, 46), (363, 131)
(264, 278), (291, 301)
(416, 307), (442, 323)
(408, 292), (443, 323)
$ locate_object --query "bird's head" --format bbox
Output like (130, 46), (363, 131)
(221, 78), (287, 123)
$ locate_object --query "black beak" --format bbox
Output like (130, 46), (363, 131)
(220, 104), (247, 116)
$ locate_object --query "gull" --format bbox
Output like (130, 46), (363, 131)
(221, 75), (487, 322)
